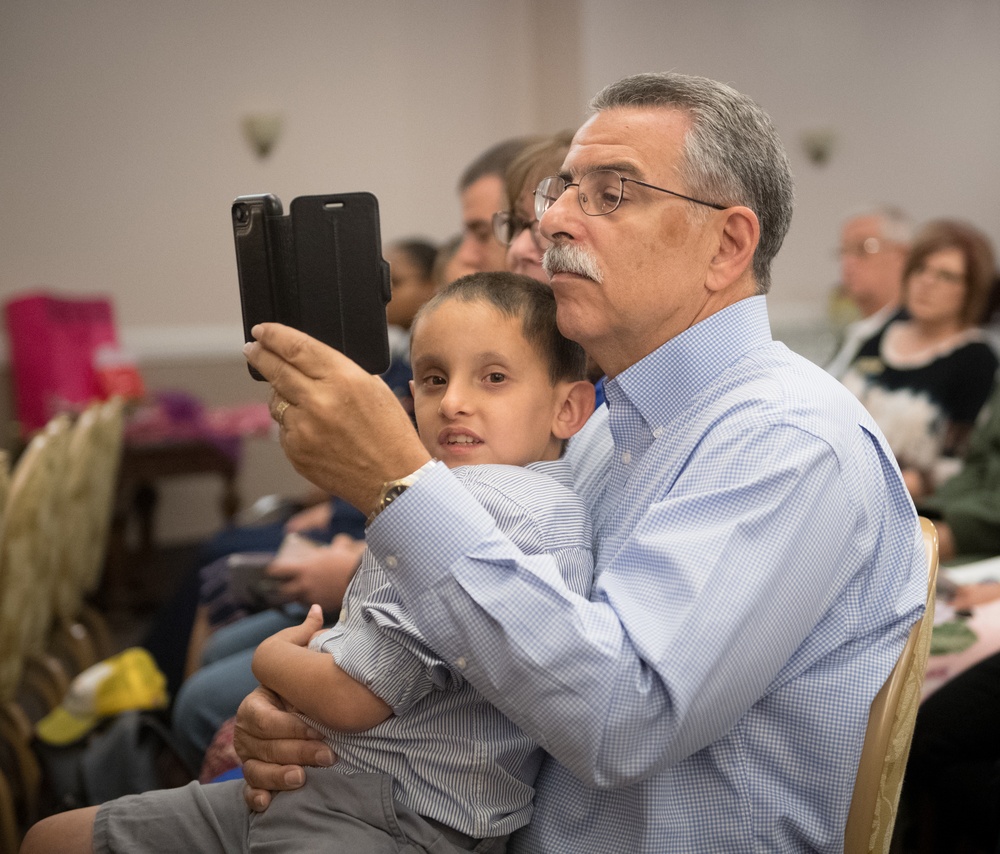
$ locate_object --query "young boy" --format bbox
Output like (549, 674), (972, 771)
(23, 272), (595, 854)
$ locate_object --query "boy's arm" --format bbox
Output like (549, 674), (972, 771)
(251, 604), (391, 733)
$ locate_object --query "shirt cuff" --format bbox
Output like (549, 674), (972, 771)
(365, 462), (497, 598)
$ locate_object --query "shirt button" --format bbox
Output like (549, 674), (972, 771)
(384, 555), (398, 569)
(652, 427), (663, 438)
(455, 656), (467, 670)
(622, 450), (631, 464)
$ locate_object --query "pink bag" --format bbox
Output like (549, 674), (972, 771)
(3, 291), (132, 435)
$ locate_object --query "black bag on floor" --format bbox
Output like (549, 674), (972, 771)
(35, 710), (195, 812)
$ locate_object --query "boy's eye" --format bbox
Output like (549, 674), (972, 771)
(486, 372), (506, 384)
(422, 374), (446, 387)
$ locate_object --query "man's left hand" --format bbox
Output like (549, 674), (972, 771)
(234, 686), (335, 812)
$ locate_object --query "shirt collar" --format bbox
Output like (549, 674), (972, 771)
(525, 457), (573, 490)
(849, 303), (898, 338)
(605, 295), (773, 428)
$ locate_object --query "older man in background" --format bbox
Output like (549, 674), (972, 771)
(826, 205), (913, 378)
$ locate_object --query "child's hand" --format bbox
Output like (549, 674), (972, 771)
(267, 604), (325, 649)
(252, 604), (325, 694)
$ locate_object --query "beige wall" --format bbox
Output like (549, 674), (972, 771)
(0, 0), (572, 329)
(4, 0), (998, 343)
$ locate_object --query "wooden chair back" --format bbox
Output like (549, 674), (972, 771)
(0, 418), (72, 840)
(50, 398), (123, 668)
(844, 516), (939, 853)
(0, 417), (71, 703)
(0, 451), (9, 518)
(52, 398), (124, 618)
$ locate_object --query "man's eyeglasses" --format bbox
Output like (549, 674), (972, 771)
(835, 238), (883, 260)
(534, 169), (726, 220)
(491, 211), (547, 250)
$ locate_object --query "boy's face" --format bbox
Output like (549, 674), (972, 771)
(409, 299), (573, 468)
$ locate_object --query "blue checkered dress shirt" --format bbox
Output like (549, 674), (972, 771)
(368, 295), (926, 852)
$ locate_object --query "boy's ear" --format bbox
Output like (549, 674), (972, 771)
(551, 380), (596, 441)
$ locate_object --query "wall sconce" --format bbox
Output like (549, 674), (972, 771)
(241, 112), (283, 159)
(800, 127), (836, 166)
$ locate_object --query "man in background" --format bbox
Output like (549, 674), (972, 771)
(826, 205), (913, 378)
(452, 137), (539, 276)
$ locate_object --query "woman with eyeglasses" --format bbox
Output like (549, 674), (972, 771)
(491, 132), (611, 402)
(491, 131), (574, 283)
(841, 219), (998, 500)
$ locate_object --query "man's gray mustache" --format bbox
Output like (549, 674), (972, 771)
(542, 244), (604, 284)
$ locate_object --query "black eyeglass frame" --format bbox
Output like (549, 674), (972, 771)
(491, 210), (547, 250)
(534, 169), (726, 221)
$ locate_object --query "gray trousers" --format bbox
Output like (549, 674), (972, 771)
(95, 770), (508, 853)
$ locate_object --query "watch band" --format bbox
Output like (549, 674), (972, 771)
(366, 459), (437, 526)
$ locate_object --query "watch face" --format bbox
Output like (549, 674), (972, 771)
(382, 483), (408, 507)
(374, 462), (434, 522)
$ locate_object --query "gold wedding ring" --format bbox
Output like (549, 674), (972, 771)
(273, 399), (290, 427)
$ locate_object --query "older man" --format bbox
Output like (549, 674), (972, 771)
(826, 205), (913, 378)
(231, 73), (926, 852)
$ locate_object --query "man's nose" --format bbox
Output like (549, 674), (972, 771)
(539, 188), (579, 244)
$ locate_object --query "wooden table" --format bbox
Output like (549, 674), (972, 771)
(102, 437), (241, 610)
(923, 556), (1000, 700)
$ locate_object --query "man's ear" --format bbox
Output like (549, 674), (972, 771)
(551, 380), (596, 441)
(705, 206), (760, 293)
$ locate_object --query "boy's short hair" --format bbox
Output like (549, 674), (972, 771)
(413, 272), (588, 385)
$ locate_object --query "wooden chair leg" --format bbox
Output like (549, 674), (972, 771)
(0, 702), (41, 830)
(78, 604), (115, 661)
(49, 619), (100, 679)
(18, 654), (69, 722)
(0, 768), (20, 854)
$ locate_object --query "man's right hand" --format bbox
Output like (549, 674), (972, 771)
(283, 499), (334, 534)
(233, 686), (336, 812)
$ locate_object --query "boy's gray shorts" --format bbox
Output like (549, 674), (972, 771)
(94, 769), (507, 853)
